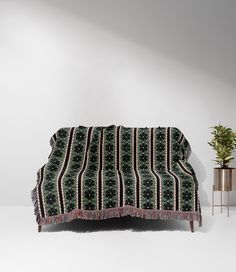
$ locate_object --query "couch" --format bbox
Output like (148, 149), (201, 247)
(31, 125), (202, 232)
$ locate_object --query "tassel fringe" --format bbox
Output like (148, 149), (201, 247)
(32, 197), (202, 226)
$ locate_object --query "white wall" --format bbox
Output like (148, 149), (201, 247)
(0, 0), (236, 206)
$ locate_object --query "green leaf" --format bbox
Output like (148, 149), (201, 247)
(209, 124), (236, 167)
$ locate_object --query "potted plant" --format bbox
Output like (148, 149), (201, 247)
(208, 124), (236, 191)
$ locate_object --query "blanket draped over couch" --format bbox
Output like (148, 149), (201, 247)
(32, 125), (202, 228)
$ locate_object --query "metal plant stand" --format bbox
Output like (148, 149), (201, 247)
(212, 185), (230, 216)
(212, 168), (236, 217)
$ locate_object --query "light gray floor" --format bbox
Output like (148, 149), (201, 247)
(0, 206), (235, 272)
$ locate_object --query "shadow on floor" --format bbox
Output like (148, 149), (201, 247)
(42, 215), (210, 233)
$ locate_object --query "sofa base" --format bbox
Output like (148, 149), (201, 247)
(38, 225), (42, 232)
(37, 220), (197, 233)
(190, 220), (194, 232)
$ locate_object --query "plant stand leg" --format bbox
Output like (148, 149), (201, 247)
(38, 225), (42, 232)
(212, 185), (214, 215)
(190, 221), (194, 233)
(227, 191), (229, 217)
(220, 191), (222, 213)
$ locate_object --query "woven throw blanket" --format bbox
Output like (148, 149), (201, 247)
(32, 125), (202, 226)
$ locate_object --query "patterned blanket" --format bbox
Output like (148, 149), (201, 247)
(32, 125), (202, 226)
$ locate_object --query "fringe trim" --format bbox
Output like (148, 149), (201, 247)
(36, 206), (202, 226)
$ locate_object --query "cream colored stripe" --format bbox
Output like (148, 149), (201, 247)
(115, 126), (120, 207)
(148, 128), (157, 209)
(37, 166), (45, 218)
(168, 128), (180, 211)
(101, 129), (104, 210)
(96, 129), (101, 210)
(119, 126), (124, 207)
(132, 128), (137, 207)
(136, 128), (142, 208)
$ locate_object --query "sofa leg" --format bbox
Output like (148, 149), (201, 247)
(38, 225), (42, 232)
(190, 221), (194, 233)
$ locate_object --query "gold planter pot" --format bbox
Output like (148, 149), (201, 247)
(214, 168), (233, 191)
(212, 168), (236, 217)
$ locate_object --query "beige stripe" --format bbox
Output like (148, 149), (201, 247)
(96, 128), (103, 210)
(148, 128), (157, 209)
(120, 170), (125, 205)
(165, 127), (176, 210)
(132, 128), (137, 207)
(118, 126), (121, 206)
(136, 128), (142, 208)
(115, 126), (120, 206)
(96, 170), (99, 209)
(101, 130), (104, 210)
(97, 130), (101, 209)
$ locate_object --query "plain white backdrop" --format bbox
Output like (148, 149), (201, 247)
(0, 0), (236, 207)
(1, 2), (236, 272)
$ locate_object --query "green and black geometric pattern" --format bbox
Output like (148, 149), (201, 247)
(33, 125), (200, 223)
